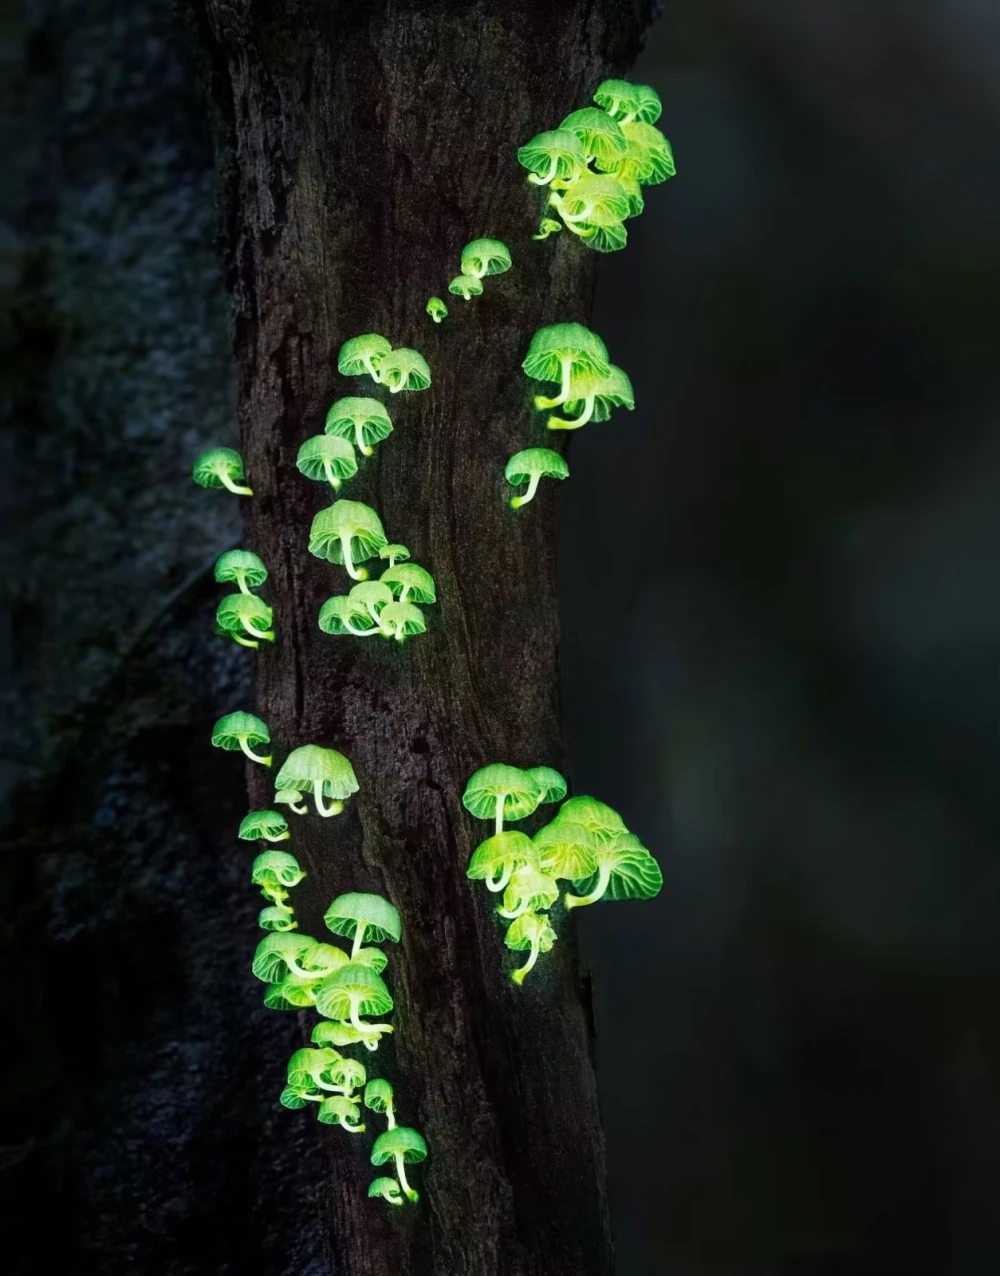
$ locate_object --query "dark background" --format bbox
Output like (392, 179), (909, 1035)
(4, 1), (1000, 1273)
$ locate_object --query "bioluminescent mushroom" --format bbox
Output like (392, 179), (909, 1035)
(614, 173), (645, 218)
(318, 594), (382, 638)
(559, 107), (627, 167)
(448, 274), (483, 301)
(575, 221), (628, 254)
(214, 549), (267, 595)
(330, 1055), (367, 1099)
(546, 364), (634, 431)
(467, 830), (538, 894)
(348, 580), (394, 631)
(463, 764), (543, 837)
(369, 1177), (404, 1206)
(337, 334), (392, 383)
(549, 173), (630, 234)
(379, 601), (426, 643)
(364, 1078), (396, 1130)
(504, 448), (569, 509)
(426, 296), (448, 323)
(216, 593), (275, 648)
(324, 397), (393, 458)
(505, 910), (557, 985)
(563, 831), (663, 909)
(553, 794), (628, 842)
(353, 946), (389, 974)
(252, 933), (316, 982)
(312, 1019), (367, 1050)
(239, 809), (290, 843)
(517, 129), (587, 187)
(287, 1046), (344, 1094)
(314, 962), (394, 1050)
(532, 218), (563, 241)
(212, 711), (272, 766)
(525, 766), (567, 805)
(377, 348), (431, 394)
(279, 1083), (314, 1109)
(273, 788), (307, 816)
(309, 499), (387, 582)
(532, 820), (598, 882)
(523, 323), (611, 411)
(379, 543), (409, 569)
(324, 892), (401, 960)
(275, 744), (359, 817)
(296, 434), (358, 491)
(266, 973), (317, 1008)
(251, 849), (306, 894)
(371, 1127), (427, 1203)
(259, 904), (298, 932)
(593, 79), (663, 126)
(192, 447), (253, 496)
(497, 863), (560, 920)
(618, 121), (675, 185)
(379, 563), (436, 605)
(460, 238), (512, 279)
(318, 1096), (365, 1132)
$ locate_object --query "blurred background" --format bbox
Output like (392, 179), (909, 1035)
(4, 1), (1000, 1272)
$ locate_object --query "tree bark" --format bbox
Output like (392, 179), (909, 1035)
(187, 3), (654, 1272)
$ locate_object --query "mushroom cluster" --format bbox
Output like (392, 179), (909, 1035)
(518, 78), (674, 251)
(442, 237), (512, 310)
(523, 322), (634, 432)
(213, 549), (274, 649)
(318, 551), (436, 643)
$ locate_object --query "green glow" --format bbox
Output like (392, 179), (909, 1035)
(259, 903), (298, 932)
(563, 831), (663, 909)
(267, 975), (317, 1009)
(532, 820), (598, 881)
(377, 348), (431, 394)
(212, 711), (272, 766)
(324, 397), (393, 457)
(546, 364), (633, 431)
(448, 274), (483, 301)
(504, 448), (569, 508)
(364, 1078), (396, 1130)
(273, 789), (307, 816)
(553, 794), (628, 842)
(252, 933), (315, 982)
(548, 173), (630, 231)
(525, 766), (567, 804)
(330, 1055), (367, 1099)
(505, 910), (557, 985)
(460, 238), (512, 279)
(379, 543), (409, 569)
(574, 221), (627, 254)
(497, 863), (559, 920)
(275, 745), (358, 817)
(558, 107), (627, 167)
(523, 323), (611, 411)
(239, 810), (290, 843)
(593, 79), (662, 126)
(287, 1046), (345, 1093)
(379, 600), (426, 643)
(296, 433), (358, 490)
(251, 849), (306, 891)
(337, 333), (392, 383)
(371, 1127), (427, 1203)
(353, 946), (389, 974)
(379, 563), (436, 605)
(616, 173), (644, 218)
(532, 217), (563, 240)
(216, 593), (274, 648)
(324, 893), (401, 960)
(318, 594), (381, 638)
(192, 447), (253, 496)
(368, 1177), (404, 1206)
(616, 122), (675, 185)
(314, 962), (395, 1050)
(517, 129), (586, 186)
(318, 1096), (365, 1132)
(463, 764), (543, 836)
(467, 831), (536, 893)
(426, 296), (448, 322)
(214, 549), (267, 594)
(308, 499), (387, 581)
(312, 1019), (368, 1049)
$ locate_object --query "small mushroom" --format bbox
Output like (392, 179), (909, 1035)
(379, 563), (436, 605)
(324, 397), (393, 458)
(309, 499), (387, 581)
(211, 711), (272, 766)
(370, 1127), (427, 1203)
(275, 744), (359, 818)
(558, 107), (627, 167)
(323, 892), (401, 960)
(368, 1177), (404, 1206)
(318, 1096), (365, 1132)
(505, 910), (557, 985)
(238, 809), (290, 843)
(545, 364), (633, 431)
(376, 348), (431, 394)
(214, 549), (267, 595)
(563, 831), (663, 910)
(517, 129), (587, 187)
(462, 764), (543, 837)
(460, 238), (512, 279)
(364, 1078), (396, 1130)
(296, 433), (358, 490)
(466, 830), (537, 894)
(337, 333), (392, 383)
(504, 448), (569, 509)
(448, 274), (483, 301)
(379, 600), (426, 643)
(426, 296), (448, 323)
(215, 593), (275, 648)
(192, 447), (253, 496)
(379, 543), (410, 569)
(523, 323), (611, 411)
(314, 962), (395, 1051)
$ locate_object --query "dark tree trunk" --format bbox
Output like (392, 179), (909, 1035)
(185, 2), (654, 1273)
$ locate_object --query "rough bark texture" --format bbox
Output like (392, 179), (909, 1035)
(186, 2), (652, 1273)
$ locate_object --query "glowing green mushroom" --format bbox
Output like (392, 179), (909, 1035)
(497, 863), (560, 920)
(253, 934), (346, 983)
(460, 238), (512, 280)
(239, 810), (290, 843)
(371, 1127), (427, 1203)
(593, 79), (663, 127)
(267, 973), (317, 1008)
(287, 1046), (342, 1093)
(318, 1096), (365, 1132)
(369, 1177), (404, 1206)
(517, 129), (587, 187)
(448, 274), (483, 301)
(379, 543), (409, 569)
(251, 849), (305, 894)
(214, 549), (267, 595)
(330, 1055), (367, 1099)
(192, 447), (253, 496)
(546, 364), (634, 431)
(559, 107), (627, 167)
(379, 563), (436, 605)
(275, 744), (358, 818)
(467, 830), (537, 894)
(324, 892), (401, 960)
(532, 820), (598, 882)
(574, 220), (628, 254)
(377, 348), (431, 394)
(553, 794), (628, 842)
(337, 333), (391, 383)
(308, 499), (387, 581)
(532, 217), (563, 241)
(312, 1019), (367, 1050)
(318, 594), (382, 638)
(563, 831), (663, 909)
(348, 581), (394, 631)
(314, 962), (394, 1050)
(211, 711), (272, 766)
(549, 174), (630, 234)
(504, 448), (569, 509)
(216, 593), (274, 649)
(296, 434), (358, 491)
(525, 766), (567, 804)
(379, 600), (426, 643)
(505, 910), (557, 985)
(324, 397), (393, 458)
(273, 788), (307, 816)
(364, 1078), (396, 1130)
(426, 296), (448, 323)
(617, 121), (675, 185)
(259, 904), (298, 932)
(463, 764), (543, 837)
(522, 323), (611, 411)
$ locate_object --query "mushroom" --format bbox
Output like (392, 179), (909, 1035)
(462, 764), (543, 837)
(330, 1055), (367, 1100)
(548, 174), (630, 236)
(324, 397), (393, 458)
(251, 849), (305, 894)
(314, 962), (395, 1050)
(522, 323), (611, 412)
(211, 711), (272, 766)
(379, 563), (436, 605)
(368, 1177), (404, 1207)
(317, 594), (383, 638)
(504, 448), (569, 509)
(275, 744), (359, 817)
(448, 274), (483, 302)
(563, 831), (663, 909)
(251, 933), (316, 982)
(214, 549), (267, 595)
(545, 364), (633, 431)
(376, 348), (431, 394)
(426, 296), (448, 323)
(364, 1078), (396, 1130)
(525, 766), (567, 804)
(266, 973), (317, 1008)
(615, 121), (675, 184)
(308, 499), (387, 582)
(379, 543), (410, 569)
(552, 794), (628, 842)
(323, 892), (401, 960)
(192, 446), (253, 496)
(532, 820), (598, 882)
(296, 433), (358, 490)
(287, 1046), (346, 1095)
(347, 581), (395, 632)
(318, 1096), (366, 1132)
(558, 107), (627, 167)
(258, 904), (298, 933)
(505, 910), (558, 985)
(460, 238), (512, 280)
(238, 809), (290, 843)
(594, 78), (662, 125)
(378, 600), (426, 643)
(467, 830), (537, 894)
(516, 129), (587, 187)
(337, 333), (392, 383)
(370, 1127), (427, 1203)
(532, 217), (563, 241)
(273, 788), (307, 816)
(215, 593), (275, 648)
(496, 863), (560, 920)
(311, 1019), (368, 1050)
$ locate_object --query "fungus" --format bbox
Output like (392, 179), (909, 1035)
(324, 397), (393, 458)
(370, 1127), (427, 1203)
(532, 820), (598, 882)
(532, 218), (563, 241)
(504, 448), (569, 508)
(377, 348), (431, 394)
(192, 447), (253, 496)
(558, 107), (627, 167)
(330, 1055), (367, 1099)
(287, 1047), (344, 1093)
(460, 238), (512, 279)
(318, 595), (381, 638)
(548, 174), (630, 234)
(309, 499), (387, 581)
(576, 221), (627, 254)
(525, 766), (567, 804)
(497, 863), (560, 920)
(252, 933), (316, 982)
(517, 129), (587, 187)
(467, 830), (538, 894)
(563, 831), (663, 909)
(214, 549), (267, 595)
(593, 79), (662, 126)
(251, 849), (306, 893)
(545, 364), (634, 431)
(259, 904), (298, 932)
(337, 334), (392, 383)
(348, 581), (394, 632)
(617, 121), (675, 184)
(448, 274), (484, 301)
(275, 744), (359, 817)
(273, 789), (307, 816)
(552, 794), (628, 842)
(523, 323), (611, 411)
(379, 543), (409, 569)
(379, 563), (436, 605)
(314, 962), (395, 1049)
(266, 974), (317, 1008)
(426, 296), (448, 323)
(379, 600), (426, 643)
(296, 434), (358, 490)
(323, 892), (401, 960)
(216, 593), (275, 648)
(369, 1177), (404, 1206)
(505, 910), (557, 985)
(212, 711), (272, 766)
(318, 1096), (365, 1132)
(239, 810), (290, 843)
(312, 1020), (367, 1050)
(462, 764), (542, 837)
(364, 1078), (396, 1130)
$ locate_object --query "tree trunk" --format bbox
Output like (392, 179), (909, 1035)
(187, 3), (654, 1272)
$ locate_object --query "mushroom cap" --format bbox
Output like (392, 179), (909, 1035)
(296, 433), (359, 482)
(314, 961), (394, 1020)
(216, 593), (273, 633)
(552, 795), (628, 842)
(462, 763), (543, 823)
(558, 107), (627, 164)
(558, 173), (630, 227)
(460, 238), (512, 279)
(324, 892), (401, 946)
(577, 221), (628, 254)
(504, 910), (558, 954)
(524, 766), (567, 804)
(632, 84), (663, 124)
(448, 274), (484, 299)
(311, 1019), (367, 1049)
(318, 594), (373, 635)
(214, 549), (267, 588)
(371, 1126), (427, 1167)
(337, 334), (392, 377)
(300, 942), (352, 977)
(614, 173), (644, 218)
(377, 348), (431, 392)
(251, 932), (315, 982)
(251, 849), (305, 888)
(379, 543), (410, 564)
(239, 809), (290, 842)
(309, 499), (387, 568)
(276, 745), (359, 800)
(426, 296), (448, 319)
(258, 906), (299, 934)
(354, 946), (389, 975)
(467, 830), (537, 881)
(324, 396), (394, 448)
(532, 820), (598, 881)
(349, 581), (394, 612)
(522, 323), (610, 386)
(279, 1085), (310, 1109)
(364, 1078), (394, 1113)
(502, 864), (560, 914)
(379, 563), (436, 604)
(288, 1046), (341, 1088)
(264, 974), (317, 1008)
(212, 711), (270, 750)
(318, 1096), (363, 1126)
(273, 788), (305, 811)
(331, 1055), (367, 1092)
(578, 832), (663, 900)
(504, 448), (569, 486)
(368, 1177), (403, 1202)
(616, 122), (674, 184)
(563, 364), (634, 420)
(592, 77), (643, 120)
(516, 128), (586, 180)
(380, 600), (426, 638)
(192, 446), (246, 488)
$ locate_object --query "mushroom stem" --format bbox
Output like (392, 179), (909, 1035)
(235, 572), (253, 596)
(619, 110), (637, 126)
(486, 865), (513, 893)
(233, 634), (259, 649)
(363, 357), (382, 383)
(494, 799), (507, 838)
(265, 831), (291, 843)
(511, 474), (542, 509)
(496, 899), (531, 921)
(394, 1154), (419, 1203)
(238, 737), (272, 766)
(219, 473), (254, 496)
(339, 533), (367, 581)
(547, 395), (595, 430)
(512, 933), (541, 985)
(240, 617), (274, 642)
(349, 998), (392, 1045)
(353, 423), (373, 457)
(385, 1105), (397, 1132)
(350, 923), (367, 960)
(284, 796), (307, 815)
(527, 155), (557, 185)
(262, 884), (288, 906)
(322, 459), (342, 489)
(341, 1116), (365, 1134)
(564, 861), (613, 909)
(313, 789), (344, 818)
(532, 219), (561, 241)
